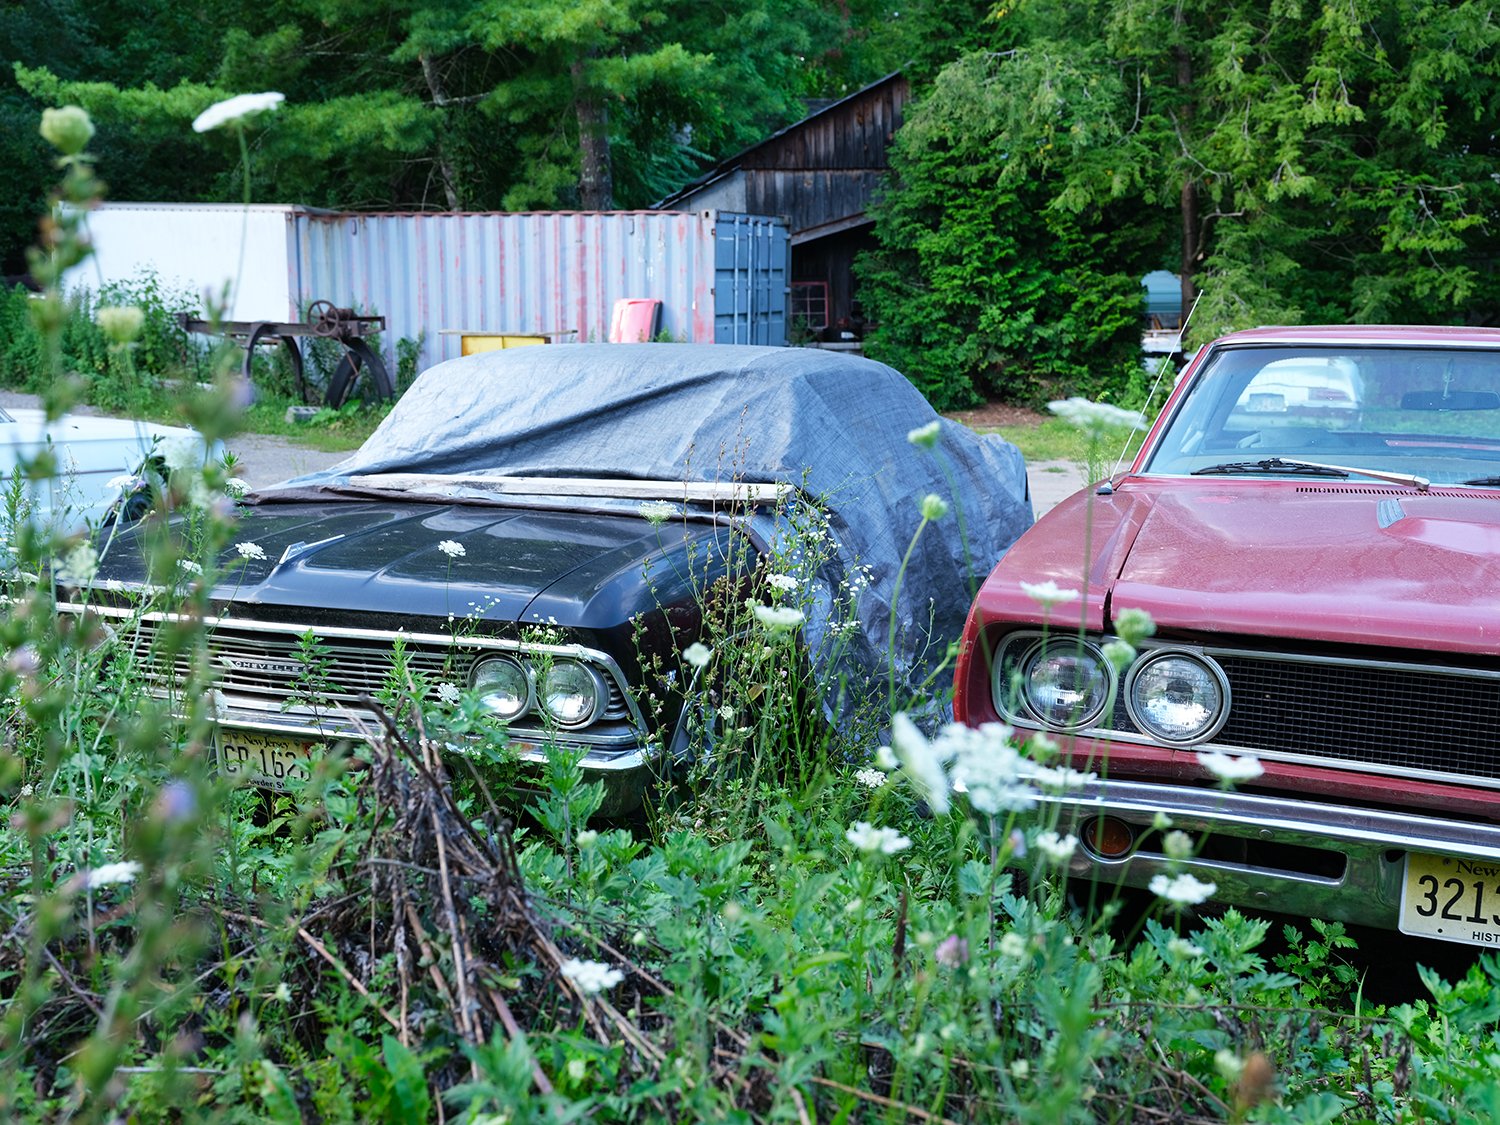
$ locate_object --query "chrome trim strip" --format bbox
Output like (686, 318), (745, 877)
(1031, 777), (1500, 930)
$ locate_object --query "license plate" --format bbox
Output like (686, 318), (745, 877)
(1399, 852), (1500, 946)
(217, 730), (316, 789)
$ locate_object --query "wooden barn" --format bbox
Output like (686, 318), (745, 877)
(654, 72), (910, 347)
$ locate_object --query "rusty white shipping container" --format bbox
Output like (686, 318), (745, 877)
(71, 204), (790, 370)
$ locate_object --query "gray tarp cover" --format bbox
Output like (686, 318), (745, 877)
(269, 344), (1032, 718)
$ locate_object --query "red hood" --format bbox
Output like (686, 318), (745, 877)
(1106, 478), (1500, 653)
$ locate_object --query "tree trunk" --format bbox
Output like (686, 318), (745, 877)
(419, 51), (462, 212)
(1175, 43), (1198, 313)
(573, 57), (613, 210)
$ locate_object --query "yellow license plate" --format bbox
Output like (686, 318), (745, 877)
(217, 730), (316, 789)
(1399, 852), (1500, 947)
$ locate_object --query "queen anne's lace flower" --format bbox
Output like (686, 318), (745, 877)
(438, 539), (466, 558)
(560, 957), (624, 995)
(1047, 397), (1147, 435)
(235, 541), (266, 560)
(1033, 830), (1078, 863)
(919, 493), (949, 520)
(845, 821), (912, 855)
(55, 543), (98, 586)
(766, 573), (800, 592)
(1150, 871), (1217, 906)
(1020, 579), (1080, 608)
(682, 642), (712, 669)
(1197, 750), (1264, 782)
(84, 861), (142, 888)
(854, 767), (887, 789)
(192, 91), (285, 133)
(638, 500), (676, 525)
(907, 420), (941, 449)
(752, 604), (804, 632)
(436, 682), (461, 705)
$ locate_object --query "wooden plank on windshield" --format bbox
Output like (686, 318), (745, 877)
(348, 473), (789, 505)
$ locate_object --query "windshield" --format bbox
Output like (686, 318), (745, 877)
(1144, 344), (1500, 485)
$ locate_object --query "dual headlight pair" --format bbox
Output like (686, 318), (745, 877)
(470, 656), (610, 728)
(1002, 636), (1230, 745)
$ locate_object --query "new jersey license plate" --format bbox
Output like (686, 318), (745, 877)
(217, 730), (316, 789)
(1399, 852), (1500, 947)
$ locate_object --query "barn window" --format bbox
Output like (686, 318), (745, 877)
(790, 281), (830, 330)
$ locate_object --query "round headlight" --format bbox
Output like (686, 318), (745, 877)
(540, 660), (605, 727)
(1021, 640), (1113, 730)
(471, 657), (531, 721)
(1126, 652), (1229, 744)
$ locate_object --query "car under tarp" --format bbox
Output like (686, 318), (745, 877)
(256, 344), (1033, 724)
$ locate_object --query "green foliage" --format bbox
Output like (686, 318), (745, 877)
(859, 52), (1165, 409)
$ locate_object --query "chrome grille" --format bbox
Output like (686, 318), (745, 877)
(1211, 654), (1500, 782)
(74, 607), (632, 728)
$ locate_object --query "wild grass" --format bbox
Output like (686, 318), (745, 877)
(4, 105), (1500, 1124)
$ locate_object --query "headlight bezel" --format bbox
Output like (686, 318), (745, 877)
(471, 655), (534, 721)
(1008, 636), (1117, 732)
(1123, 649), (1232, 745)
(539, 658), (610, 728)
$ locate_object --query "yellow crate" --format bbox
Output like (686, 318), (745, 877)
(460, 334), (548, 355)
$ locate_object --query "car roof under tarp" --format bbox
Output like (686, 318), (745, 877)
(265, 344), (1033, 724)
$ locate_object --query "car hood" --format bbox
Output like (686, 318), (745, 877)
(1104, 478), (1500, 653)
(97, 500), (724, 627)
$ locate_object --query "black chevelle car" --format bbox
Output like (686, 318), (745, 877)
(73, 345), (1032, 814)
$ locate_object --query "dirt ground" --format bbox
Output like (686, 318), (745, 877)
(945, 402), (1048, 429)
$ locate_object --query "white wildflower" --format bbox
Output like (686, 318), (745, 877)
(235, 541), (266, 560)
(20, 784), (34, 798)
(177, 559), (203, 576)
(1101, 639), (1136, 672)
(932, 721), (1035, 815)
(907, 420), (941, 449)
(1166, 936), (1205, 959)
(752, 604), (804, 633)
(1162, 830), (1194, 861)
(1213, 1049), (1245, 1083)
(1151, 811), (1174, 830)
(638, 500), (676, 525)
(845, 821), (912, 856)
(55, 543), (98, 586)
(682, 642), (712, 669)
(1032, 830), (1078, 863)
(1197, 750), (1264, 783)
(998, 931), (1028, 959)
(105, 473), (140, 492)
(85, 861), (142, 889)
(1149, 871), (1217, 907)
(854, 767), (887, 789)
(192, 91), (286, 133)
(161, 435), (203, 474)
(1030, 764), (1097, 791)
(1047, 397), (1147, 435)
(559, 957), (624, 995)
(1010, 1059), (1030, 1079)
(874, 743), (898, 771)
(224, 477), (251, 498)
(766, 573), (800, 592)
(1019, 579), (1081, 608)
(96, 305), (144, 345)
(890, 713), (953, 815)
(1113, 607), (1157, 645)
(438, 539), (466, 558)
(576, 830), (599, 849)
(717, 703), (734, 721)
(436, 682), (462, 705)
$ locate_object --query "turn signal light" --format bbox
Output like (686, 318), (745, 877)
(1087, 816), (1135, 858)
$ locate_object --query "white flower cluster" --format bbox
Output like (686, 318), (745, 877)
(235, 541), (266, 560)
(845, 821), (911, 855)
(881, 714), (1061, 818)
(766, 573), (800, 592)
(560, 957), (624, 995)
(854, 767), (887, 789)
(438, 539), (466, 559)
(1197, 749), (1264, 782)
(1150, 871), (1217, 907)
(1047, 397), (1147, 436)
(1019, 579), (1080, 608)
(752, 604), (804, 633)
(84, 860), (142, 889)
(436, 682), (462, 705)
(55, 542), (98, 587)
(638, 500), (676, 526)
(192, 91), (285, 133)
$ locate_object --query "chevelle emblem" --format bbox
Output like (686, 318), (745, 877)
(217, 653), (305, 678)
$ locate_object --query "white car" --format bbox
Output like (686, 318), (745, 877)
(0, 407), (220, 528)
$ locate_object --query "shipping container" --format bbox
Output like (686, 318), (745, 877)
(68, 204), (789, 372)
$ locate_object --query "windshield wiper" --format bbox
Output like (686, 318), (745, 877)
(1461, 476), (1500, 487)
(1191, 457), (1429, 491)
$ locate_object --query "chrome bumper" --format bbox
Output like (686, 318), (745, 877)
(215, 705), (656, 818)
(1037, 778), (1500, 930)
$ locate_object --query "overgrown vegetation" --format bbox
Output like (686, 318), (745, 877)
(6, 105), (1500, 1124)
